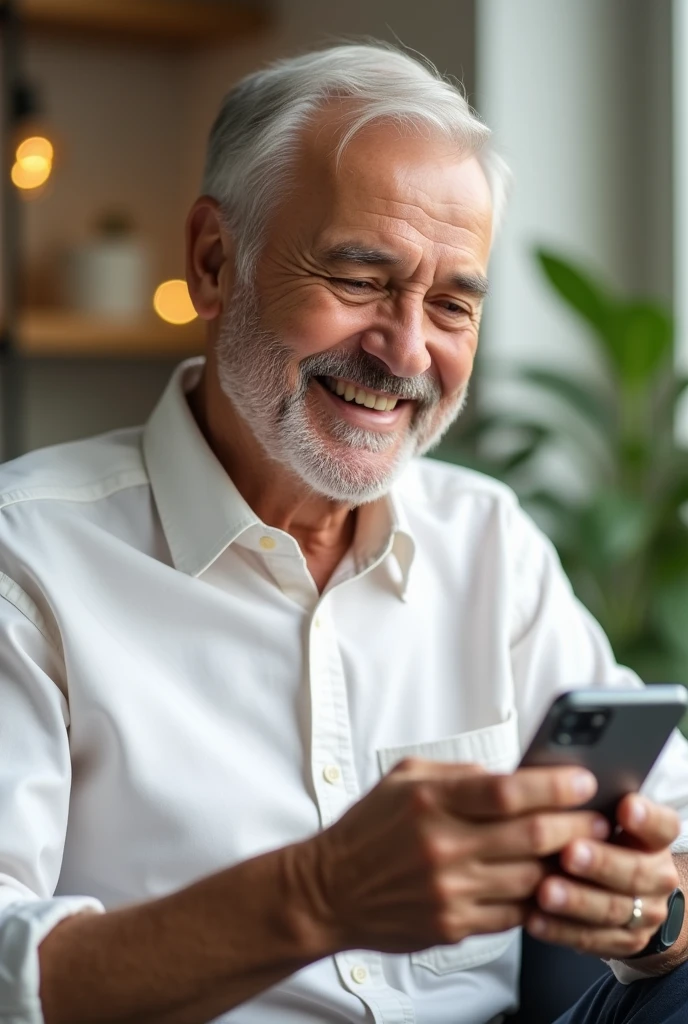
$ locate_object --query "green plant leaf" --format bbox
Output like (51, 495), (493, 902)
(519, 366), (614, 434)
(525, 246), (688, 690)
(648, 450), (688, 515)
(498, 438), (543, 473)
(654, 375), (688, 427)
(576, 491), (653, 566)
(449, 411), (529, 444)
(536, 250), (615, 333)
(606, 303), (673, 386)
(652, 580), (688, 658)
(651, 531), (688, 583)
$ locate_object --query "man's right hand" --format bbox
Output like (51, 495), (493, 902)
(34, 760), (609, 1024)
(293, 758), (610, 956)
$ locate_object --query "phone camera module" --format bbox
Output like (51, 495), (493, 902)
(553, 709), (611, 747)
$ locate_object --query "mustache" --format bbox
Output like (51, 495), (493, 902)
(298, 350), (441, 409)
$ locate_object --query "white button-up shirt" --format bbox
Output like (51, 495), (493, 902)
(1, 357), (688, 1024)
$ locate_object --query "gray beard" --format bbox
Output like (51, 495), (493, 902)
(215, 285), (467, 504)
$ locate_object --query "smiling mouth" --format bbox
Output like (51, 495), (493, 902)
(316, 375), (403, 412)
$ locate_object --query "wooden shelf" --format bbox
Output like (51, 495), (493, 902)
(16, 310), (205, 358)
(20, 0), (269, 45)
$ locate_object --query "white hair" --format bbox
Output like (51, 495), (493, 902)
(202, 41), (510, 281)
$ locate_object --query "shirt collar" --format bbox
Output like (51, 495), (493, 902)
(143, 358), (260, 577)
(143, 357), (416, 596)
(354, 487), (416, 601)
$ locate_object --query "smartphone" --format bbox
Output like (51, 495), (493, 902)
(519, 686), (688, 821)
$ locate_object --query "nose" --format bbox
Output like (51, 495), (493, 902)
(360, 297), (432, 379)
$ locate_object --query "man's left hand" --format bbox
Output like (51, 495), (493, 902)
(526, 794), (682, 961)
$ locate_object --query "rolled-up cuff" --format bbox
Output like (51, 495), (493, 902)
(606, 957), (655, 984)
(0, 896), (105, 1022)
(671, 832), (688, 856)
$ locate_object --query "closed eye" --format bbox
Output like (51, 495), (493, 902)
(438, 300), (469, 315)
(331, 278), (473, 320)
(332, 278), (376, 292)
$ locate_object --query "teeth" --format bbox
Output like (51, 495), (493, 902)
(324, 376), (399, 412)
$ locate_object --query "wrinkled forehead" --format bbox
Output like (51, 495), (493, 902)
(285, 114), (494, 261)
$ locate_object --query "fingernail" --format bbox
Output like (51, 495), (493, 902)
(545, 880), (567, 908)
(572, 771), (597, 800)
(593, 816), (611, 839)
(570, 841), (592, 871)
(528, 915), (547, 936)
(629, 798), (648, 827)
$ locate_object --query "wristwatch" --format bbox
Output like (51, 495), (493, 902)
(628, 887), (685, 959)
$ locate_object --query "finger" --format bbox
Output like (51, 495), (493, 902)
(444, 766), (598, 820)
(429, 863), (543, 938)
(391, 757), (487, 781)
(525, 911), (655, 959)
(461, 859), (547, 901)
(616, 795), (681, 851)
(560, 839), (679, 897)
(477, 811), (610, 861)
(536, 874), (670, 929)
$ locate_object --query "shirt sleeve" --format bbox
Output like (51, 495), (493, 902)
(507, 504), (688, 984)
(0, 587), (104, 1021)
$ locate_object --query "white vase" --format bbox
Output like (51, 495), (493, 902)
(65, 238), (150, 319)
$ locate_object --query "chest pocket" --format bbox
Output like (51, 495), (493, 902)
(377, 710), (521, 974)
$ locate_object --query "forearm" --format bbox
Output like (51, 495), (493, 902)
(39, 841), (328, 1024)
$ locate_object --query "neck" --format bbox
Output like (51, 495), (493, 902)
(187, 351), (357, 590)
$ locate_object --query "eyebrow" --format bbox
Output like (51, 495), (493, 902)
(449, 272), (490, 298)
(317, 242), (489, 298)
(318, 243), (404, 267)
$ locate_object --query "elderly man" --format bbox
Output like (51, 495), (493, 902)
(1, 42), (688, 1024)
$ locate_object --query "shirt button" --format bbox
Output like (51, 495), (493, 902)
(313, 616), (321, 628)
(259, 536), (276, 551)
(323, 764), (341, 784)
(350, 965), (368, 984)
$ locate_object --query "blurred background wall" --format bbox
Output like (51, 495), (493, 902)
(478, 0), (673, 368)
(0, 0), (675, 454)
(476, 0), (673, 496)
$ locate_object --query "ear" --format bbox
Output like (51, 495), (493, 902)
(185, 196), (235, 321)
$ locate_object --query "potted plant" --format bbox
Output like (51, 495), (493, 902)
(437, 251), (688, 687)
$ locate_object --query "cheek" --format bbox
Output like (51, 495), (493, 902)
(263, 288), (372, 359)
(431, 330), (479, 399)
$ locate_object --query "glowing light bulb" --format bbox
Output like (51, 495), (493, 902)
(16, 136), (54, 166)
(11, 159), (51, 190)
(153, 280), (197, 325)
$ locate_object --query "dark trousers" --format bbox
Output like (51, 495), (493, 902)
(553, 960), (688, 1023)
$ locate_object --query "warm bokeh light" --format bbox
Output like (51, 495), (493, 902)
(19, 155), (51, 174)
(153, 279), (197, 325)
(16, 136), (54, 166)
(11, 159), (52, 190)
(12, 135), (54, 191)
